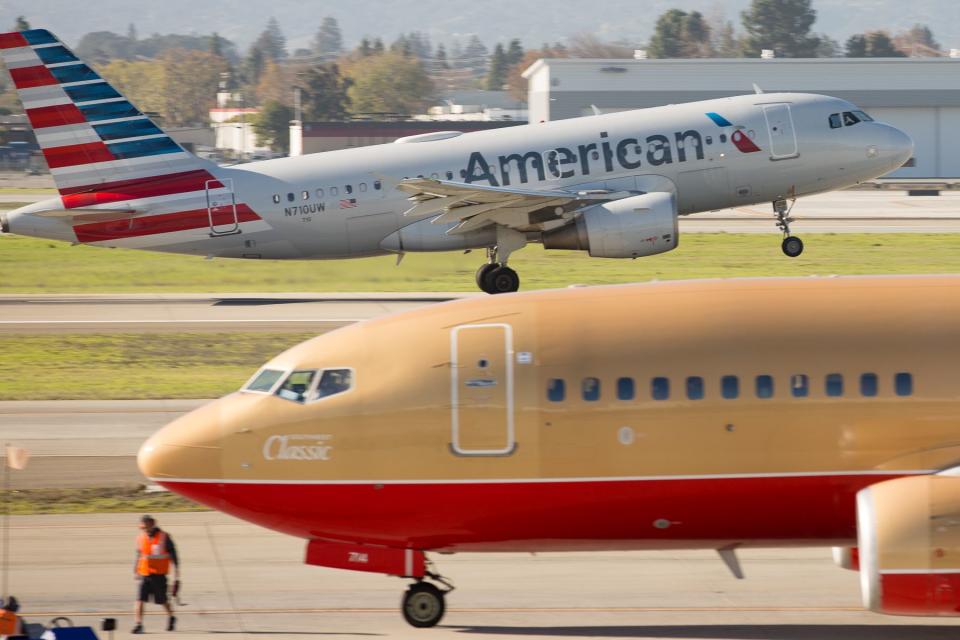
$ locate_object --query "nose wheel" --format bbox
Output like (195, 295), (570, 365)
(773, 198), (803, 258)
(401, 570), (454, 628)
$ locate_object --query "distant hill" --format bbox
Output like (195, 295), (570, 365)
(5, 0), (959, 54)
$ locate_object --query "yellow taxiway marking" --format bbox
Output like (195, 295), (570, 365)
(25, 606), (863, 616)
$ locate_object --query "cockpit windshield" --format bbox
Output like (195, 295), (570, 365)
(832, 110), (874, 129)
(276, 370), (317, 403)
(244, 368), (284, 393)
(316, 369), (353, 399)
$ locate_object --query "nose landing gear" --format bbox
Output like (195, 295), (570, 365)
(774, 198), (803, 258)
(401, 570), (454, 628)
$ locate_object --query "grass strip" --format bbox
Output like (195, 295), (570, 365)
(0, 486), (209, 515)
(2, 234), (960, 293)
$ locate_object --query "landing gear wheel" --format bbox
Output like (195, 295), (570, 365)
(402, 582), (446, 628)
(781, 236), (804, 258)
(482, 265), (520, 294)
(476, 263), (498, 291)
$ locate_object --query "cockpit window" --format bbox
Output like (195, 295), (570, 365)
(852, 110), (873, 122)
(276, 370), (317, 403)
(829, 113), (842, 129)
(315, 369), (353, 400)
(842, 111), (861, 126)
(245, 368), (284, 393)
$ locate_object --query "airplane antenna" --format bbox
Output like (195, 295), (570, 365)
(752, 83), (764, 95)
(590, 104), (602, 116)
(717, 545), (745, 579)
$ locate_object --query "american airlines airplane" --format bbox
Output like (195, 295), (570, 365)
(139, 274), (960, 627)
(0, 29), (912, 293)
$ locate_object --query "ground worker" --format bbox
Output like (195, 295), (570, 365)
(132, 515), (179, 634)
(0, 596), (23, 639)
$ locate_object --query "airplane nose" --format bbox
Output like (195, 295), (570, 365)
(137, 399), (228, 481)
(876, 124), (913, 170)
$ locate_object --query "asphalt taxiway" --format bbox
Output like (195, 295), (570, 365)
(6, 512), (960, 639)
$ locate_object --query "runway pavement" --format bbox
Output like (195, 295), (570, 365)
(5, 511), (959, 639)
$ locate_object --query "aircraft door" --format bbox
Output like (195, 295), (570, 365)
(206, 178), (240, 235)
(762, 104), (799, 160)
(450, 323), (516, 456)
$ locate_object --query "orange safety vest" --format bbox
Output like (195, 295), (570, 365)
(0, 610), (18, 636)
(137, 530), (171, 576)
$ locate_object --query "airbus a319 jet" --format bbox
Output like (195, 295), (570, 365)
(0, 29), (912, 293)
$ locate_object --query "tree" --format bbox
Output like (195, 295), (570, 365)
(506, 39), (524, 66)
(506, 45), (567, 100)
(357, 38), (373, 57)
(127, 23), (138, 42)
(210, 32), (225, 57)
(253, 100), (293, 152)
(14, 16), (29, 31)
(252, 17), (287, 61)
(649, 9), (704, 58)
(462, 35), (489, 75)
(740, 0), (820, 58)
(100, 59), (166, 115)
(347, 51), (433, 115)
(435, 43), (449, 69)
(298, 64), (352, 120)
(815, 34), (839, 57)
(846, 31), (905, 57)
(566, 33), (633, 58)
(244, 46), (266, 85)
(372, 38), (385, 55)
(485, 43), (508, 90)
(312, 17), (343, 58)
(256, 60), (292, 106)
(162, 49), (228, 126)
(76, 31), (135, 63)
(712, 20), (741, 57)
(894, 24), (940, 56)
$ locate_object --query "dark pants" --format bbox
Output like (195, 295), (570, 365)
(138, 574), (168, 604)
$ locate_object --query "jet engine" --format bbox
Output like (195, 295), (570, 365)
(857, 475), (960, 615)
(380, 218), (496, 253)
(542, 192), (678, 258)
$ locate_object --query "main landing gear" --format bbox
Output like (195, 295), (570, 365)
(475, 227), (527, 295)
(774, 198), (804, 258)
(401, 571), (454, 628)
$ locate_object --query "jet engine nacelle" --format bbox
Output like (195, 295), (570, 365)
(857, 475), (960, 616)
(542, 192), (678, 258)
(380, 218), (497, 253)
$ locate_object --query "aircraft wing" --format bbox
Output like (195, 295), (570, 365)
(396, 178), (634, 233)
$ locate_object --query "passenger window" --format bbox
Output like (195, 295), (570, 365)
(330, 186), (338, 196)
(286, 193), (295, 202)
(245, 368), (284, 393)
(431, 172), (440, 179)
(860, 373), (878, 397)
(843, 111), (860, 126)
(276, 370), (317, 403)
(894, 372), (913, 396)
(345, 184), (353, 194)
(374, 180), (382, 190)
(547, 378), (565, 402)
(686, 376), (704, 400)
(359, 182), (367, 192)
(721, 375), (739, 399)
(272, 194), (280, 204)
(446, 171), (454, 180)
(826, 373), (844, 397)
(651, 377), (669, 401)
(719, 134), (727, 143)
(829, 114), (842, 129)
(616, 377), (635, 400)
(756, 375), (774, 399)
(315, 188), (324, 198)
(301, 190), (309, 200)
(790, 374), (809, 398)
(582, 377), (601, 402)
(315, 369), (353, 399)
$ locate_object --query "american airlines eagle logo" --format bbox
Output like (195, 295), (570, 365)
(705, 112), (762, 153)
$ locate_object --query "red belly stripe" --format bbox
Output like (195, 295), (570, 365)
(26, 103), (86, 129)
(10, 65), (57, 89)
(61, 170), (222, 206)
(72, 205), (260, 243)
(0, 32), (28, 49)
(43, 141), (114, 168)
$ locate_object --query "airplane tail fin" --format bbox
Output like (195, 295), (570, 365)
(0, 29), (213, 201)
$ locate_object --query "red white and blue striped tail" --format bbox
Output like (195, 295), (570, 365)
(0, 29), (213, 201)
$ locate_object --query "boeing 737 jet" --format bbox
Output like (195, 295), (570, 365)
(139, 274), (960, 627)
(0, 29), (912, 293)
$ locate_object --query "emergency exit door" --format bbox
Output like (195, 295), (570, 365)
(450, 323), (515, 456)
(762, 104), (799, 160)
(206, 178), (239, 235)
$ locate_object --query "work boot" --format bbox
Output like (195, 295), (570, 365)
(167, 615), (176, 631)
(132, 623), (144, 634)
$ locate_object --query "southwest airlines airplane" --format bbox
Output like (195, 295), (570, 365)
(140, 274), (960, 627)
(0, 29), (912, 293)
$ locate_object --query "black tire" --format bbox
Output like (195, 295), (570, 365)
(482, 265), (520, 294)
(475, 263), (498, 291)
(781, 236), (804, 258)
(402, 582), (446, 628)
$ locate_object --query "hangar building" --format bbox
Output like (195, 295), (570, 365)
(523, 58), (960, 179)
